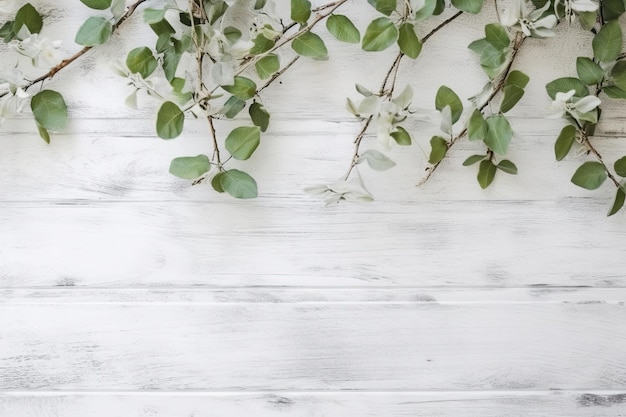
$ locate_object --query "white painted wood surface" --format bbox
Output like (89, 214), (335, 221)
(1, 1), (626, 416)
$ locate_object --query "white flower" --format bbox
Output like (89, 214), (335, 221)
(305, 180), (374, 205)
(554, 0), (598, 23)
(9, 34), (62, 68)
(0, 69), (29, 125)
(551, 89), (601, 124)
(501, 0), (557, 38)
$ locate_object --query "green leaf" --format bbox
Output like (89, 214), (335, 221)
(578, 11), (598, 30)
(428, 136), (448, 164)
(13, 3), (43, 35)
(505, 70), (529, 89)
(156, 101), (184, 139)
(358, 149), (396, 170)
(143, 8), (167, 24)
(367, 0), (397, 15)
(150, 19), (175, 36)
(250, 35), (275, 55)
(602, 0), (625, 21)
(576, 57), (605, 85)
(603, 85), (626, 99)
(326, 14), (360, 44)
(75, 17), (112, 46)
(435, 86), (463, 124)
(30, 90), (68, 132)
(608, 186), (625, 216)
(390, 126), (412, 145)
(169, 154), (211, 179)
(467, 109), (488, 141)
(571, 161), (608, 190)
(225, 126), (261, 160)
(0, 21), (16, 43)
(223, 26), (242, 44)
(211, 172), (225, 193)
(554, 125), (577, 161)
(222, 96), (246, 119)
(254, 0), (267, 9)
(221, 76), (257, 100)
(249, 102), (270, 132)
(162, 48), (181, 82)
(592, 21), (622, 63)
(477, 159), (497, 189)
(362, 17), (399, 52)
(36, 123), (50, 144)
(545, 77), (589, 99)
(291, 0), (311, 24)
(468, 38), (506, 70)
(291, 31), (328, 58)
(451, 0), (483, 13)
(80, 0), (112, 9)
(397, 23), (422, 59)
(126, 47), (157, 79)
(500, 85), (525, 113)
(484, 114), (512, 155)
(496, 159), (517, 174)
(484, 23), (510, 51)
(614, 156), (626, 177)
(414, 0), (438, 19)
(220, 169), (258, 199)
(255, 54), (280, 79)
(463, 154), (486, 166)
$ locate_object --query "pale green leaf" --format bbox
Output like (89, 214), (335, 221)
(463, 154), (486, 166)
(500, 85), (524, 113)
(291, 0), (311, 24)
(592, 20), (622, 62)
(358, 149), (396, 170)
(156, 101), (184, 139)
(435, 85), (463, 124)
(428, 136), (448, 164)
(362, 17), (398, 52)
(484, 114), (512, 155)
(326, 14), (360, 43)
(222, 96), (246, 119)
(467, 109), (487, 141)
(221, 76), (257, 100)
(75, 16), (112, 46)
(545, 77), (588, 99)
(220, 169), (258, 198)
(249, 102), (270, 132)
(496, 159), (517, 174)
(484, 23), (510, 50)
(291, 31), (328, 58)
(576, 57), (605, 85)
(30, 90), (68, 132)
(367, 0), (397, 15)
(451, 0), (483, 13)
(250, 35), (275, 55)
(255, 54), (280, 79)
(555, 125), (576, 161)
(225, 126), (261, 160)
(505, 70), (529, 89)
(169, 154), (211, 179)
(126, 47), (157, 78)
(571, 161), (608, 189)
(143, 8), (167, 24)
(80, 0), (112, 9)
(397, 23), (422, 59)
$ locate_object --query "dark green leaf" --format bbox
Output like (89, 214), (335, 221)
(169, 154), (211, 179)
(75, 17), (112, 46)
(484, 23), (510, 50)
(225, 126), (261, 160)
(505, 70), (529, 89)
(467, 109), (488, 141)
(221, 76), (257, 100)
(592, 20), (622, 63)
(220, 169), (258, 198)
(477, 159), (497, 189)
(249, 102), (270, 132)
(36, 123), (50, 144)
(126, 47), (157, 79)
(207, 2), (228, 24)
(571, 161), (608, 189)
(254, 0), (267, 9)
(162, 48), (181, 82)
(397, 23), (422, 59)
(614, 156), (626, 177)
(428, 136), (448, 164)
(484, 114), (512, 155)
(500, 85), (525, 113)
(367, 0), (397, 15)
(291, 0), (311, 24)
(601, 0), (625, 22)
(390, 126), (411, 145)
(0, 21), (16, 42)
(603, 85), (626, 99)
(608, 186), (625, 216)
(292, 31), (328, 58)
(326, 14), (360, 43)
(554, 125), (577, 161)
(80, 0), (112, 9)
(211, 172), (225, 193)
(250, 35), (275, 55)
(451, 0), (483, 13)
(362, 17), (399, 52)
(222, 96), (246, 118)
(611, 61), (626, 89)
(576, 57), (605, 85)
(496, 159), (517, 174)
(30, 90), (67, 132)
(463, 154), (486, 166)
(545, 77), (589, 99)
(435, 85), (463, 124)
(255, 54), (280, 79)
(150, 19), (175, 36)
(156, 101), (184, 139)
(13, 3), (43, 35)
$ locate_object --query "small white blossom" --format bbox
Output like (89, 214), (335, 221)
(305, 180), (374, 205)
(550, 89), (601, 124)
(9, 34), (62, 68)
(501, 0), (557, 37)
(554, 0), (598, 23)
(0, 69), (29, 124)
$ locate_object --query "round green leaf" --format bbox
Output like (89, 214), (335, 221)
(428, 136), (448, 164)
(484, 23), (510, 51)
(326, 14), (360, 44)
(250, 35), (275, 55)
(496, 159), (517, 175)
(390, 126), (411, 146)
(291, 31), (328, 59)
(225, 126), (261, 160)
(484, 114), (512, 156)
(169, 155), (211, 179)
(435, 86), (463, 124)
(397, 23), (422, 59)
(249, 102), (270, 132)
(362, 17), (398, 52)
(222, 96), (246, 119)
(291, 0), (312, 24)
(608, 186), (625, 216)
(467, 109), (487, 141)
(451, 0), (483, 13)
(143, 8), (167, 24)
(546, 77), (589, 100)
(367, 0), (397, 15)
(211, 172), (225, 193)
(220, 169), (258, 199)
(571, 161), (608, 190)
(13, 3), (43, 35)
(505, 70), (529, 89)
(80, 0), (112, 9)
(30, 90), (68, 132)
(554, 125), (577, 161)
(221, 76), (257, 101)
(255, 54), (280, 79)
(576, 57), (605, 85)
(156, 101), (184, 139)
(126, 47), (157, 79)
(500, 85), (524, 113)
(75, 16), (112, 46)
(614, 156), (626, 177)
(592, 20), (622, 63)
(477, 159), (497, 189)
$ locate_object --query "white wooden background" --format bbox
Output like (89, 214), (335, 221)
(1, 1), (626, 416)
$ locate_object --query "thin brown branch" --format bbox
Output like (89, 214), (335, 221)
(581, 128), (621, 189)
(257, 55), (301, 94)
(208, 116), (221, 166)
(422, 10), (464, 43)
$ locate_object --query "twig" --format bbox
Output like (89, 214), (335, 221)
(257, 55), (301, 94)
(208, 116), (221, 166)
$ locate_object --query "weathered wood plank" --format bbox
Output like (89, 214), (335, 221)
(1, 293), (625, 390)
(1, 200), (624, 288)
(2, 391), (626, 417)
